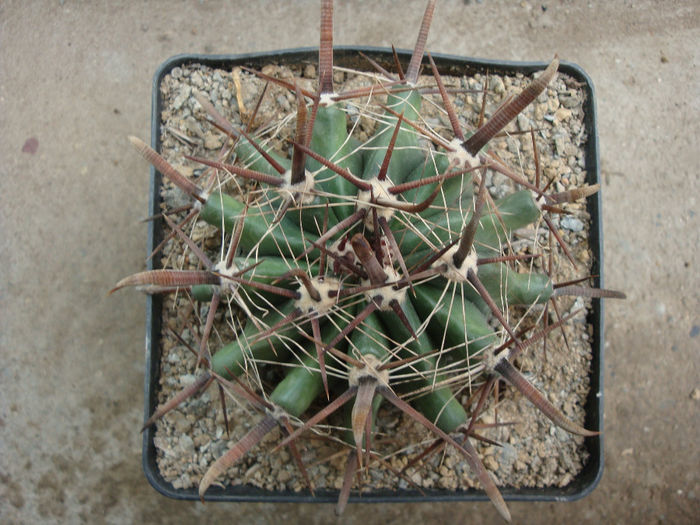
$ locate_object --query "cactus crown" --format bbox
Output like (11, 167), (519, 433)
(115, 1), (624, 520)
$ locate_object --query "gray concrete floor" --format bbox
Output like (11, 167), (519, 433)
(1, 1), (698, 523)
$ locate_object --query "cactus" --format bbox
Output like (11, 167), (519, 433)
(114, 1), (624, 520)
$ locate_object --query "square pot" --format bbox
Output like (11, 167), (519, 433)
(142, 47), (605, 504)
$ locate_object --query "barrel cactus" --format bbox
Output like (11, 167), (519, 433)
(114, 0), (623, 520)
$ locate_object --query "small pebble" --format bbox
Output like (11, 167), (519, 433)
(303, 64), (316, 78)
(559, 94), (580, 109)
(517, 113), (532, 131)
(173, 85), (192, 110)
(204, 132), (223, 150)
(191, 72), (204, 88)
(276, 94), (291, 112)
(277, 469), (292, 483)
(491, 76), (505, 94)
(483, 455), (499, 471)
(554, 107), (572, 124)
(194, 434), (210, 448)
(179, 435), (195, 454)
(560, 216), (584, 232)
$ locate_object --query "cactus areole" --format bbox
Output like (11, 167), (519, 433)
(115, 1), (624, 520)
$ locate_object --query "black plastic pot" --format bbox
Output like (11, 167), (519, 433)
(143, 47), (605, 504)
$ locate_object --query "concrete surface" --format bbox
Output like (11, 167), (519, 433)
(1, 0), (698, 523)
